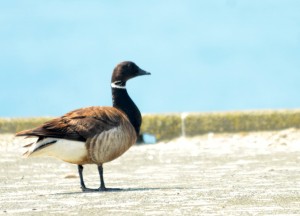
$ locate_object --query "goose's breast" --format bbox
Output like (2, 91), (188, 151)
(86, 122), (137, 164)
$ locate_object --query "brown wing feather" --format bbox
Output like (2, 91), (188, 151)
(16, 106), (127, 142)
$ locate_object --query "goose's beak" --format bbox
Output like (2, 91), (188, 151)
(137, 68), (151, 76)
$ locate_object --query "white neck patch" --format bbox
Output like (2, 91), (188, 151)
(111, 81), (126, 89)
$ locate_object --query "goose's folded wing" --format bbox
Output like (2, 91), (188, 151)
(16, 106), (123, 141)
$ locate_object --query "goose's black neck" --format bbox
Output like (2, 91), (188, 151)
(111, 86), (142, 136)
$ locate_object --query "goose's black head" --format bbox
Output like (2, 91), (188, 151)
(111, 61), (150, 85)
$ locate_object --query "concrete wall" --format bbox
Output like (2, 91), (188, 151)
(2, 110), (300, 141)
(142, 110), (300, 140)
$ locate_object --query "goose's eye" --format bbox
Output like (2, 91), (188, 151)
(127, 64), (133, 70)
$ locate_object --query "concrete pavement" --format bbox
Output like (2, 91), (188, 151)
(1, 129), (300, 215)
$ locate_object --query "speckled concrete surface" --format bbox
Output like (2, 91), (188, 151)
(1, 129), (300, 215)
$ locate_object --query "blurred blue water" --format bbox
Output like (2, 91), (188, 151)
(1, 0), (300, 117)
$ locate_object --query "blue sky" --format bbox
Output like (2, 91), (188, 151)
(1, 0), (300, 117)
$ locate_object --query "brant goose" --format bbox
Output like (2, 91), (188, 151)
(16, 61), (150, 192)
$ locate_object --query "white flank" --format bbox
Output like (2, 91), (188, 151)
(111, 81), (126, 89)
(25, 138), (87, 164)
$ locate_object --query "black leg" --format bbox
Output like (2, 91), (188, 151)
(78, 165), (96, 192)
(97, 164), (121, 191)
(78, 165), (86, 190)
(98, 164), (107, 191)
(78, 164), (121, 192)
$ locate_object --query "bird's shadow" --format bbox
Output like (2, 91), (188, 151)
(52, 187), (185, 195)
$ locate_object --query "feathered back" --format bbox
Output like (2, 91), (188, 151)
(16, 106), (127, 142)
